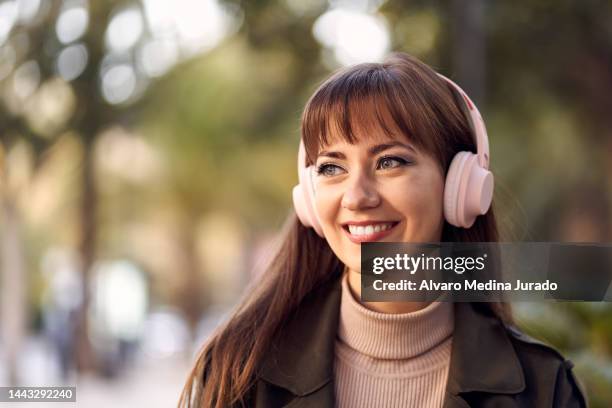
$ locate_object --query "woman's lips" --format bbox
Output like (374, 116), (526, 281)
(342, 222), (399, 244)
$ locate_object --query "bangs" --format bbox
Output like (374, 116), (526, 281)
(300, 62), (465, 168)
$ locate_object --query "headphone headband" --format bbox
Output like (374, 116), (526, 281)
(436, 74), (490, 169)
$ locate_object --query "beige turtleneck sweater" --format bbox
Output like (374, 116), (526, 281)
(334, 274), (455, 408)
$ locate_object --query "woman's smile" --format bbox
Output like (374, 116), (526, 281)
(341, 220), (400, 243)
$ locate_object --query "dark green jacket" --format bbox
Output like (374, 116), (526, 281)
(249, 276), (587, 407)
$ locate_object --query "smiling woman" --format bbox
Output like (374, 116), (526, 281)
(179, 52), (586, 408)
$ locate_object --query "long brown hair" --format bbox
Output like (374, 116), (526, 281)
(179, 52), (511, 407)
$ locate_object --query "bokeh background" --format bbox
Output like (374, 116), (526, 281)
(0, 0), (611, 406)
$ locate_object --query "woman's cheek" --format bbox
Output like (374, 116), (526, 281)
(315, 188), (340, 234)
(390, 174), (444, 239)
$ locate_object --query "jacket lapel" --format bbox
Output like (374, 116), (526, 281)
(443, 302), (526, 407)
(259, 275), (342, 407)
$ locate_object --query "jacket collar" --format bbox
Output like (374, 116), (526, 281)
(259, 275), (525, 399)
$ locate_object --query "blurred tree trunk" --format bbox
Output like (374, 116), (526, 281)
(178, 220), (206, 334)
(0, 178), (27, 386)
(74, 138), (97, 372)
(71, 0), (113, 373)
(451, 0), (486, 105)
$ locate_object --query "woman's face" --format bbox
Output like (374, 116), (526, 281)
(313, 131), (445, 273)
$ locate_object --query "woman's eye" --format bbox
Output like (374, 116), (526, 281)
(377, 156), (410, 170)
(316, 163), (345, 177)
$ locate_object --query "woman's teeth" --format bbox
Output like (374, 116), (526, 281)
(347, 223), (394, 236)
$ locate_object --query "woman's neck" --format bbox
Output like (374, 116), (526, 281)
(346, 268), (432, 314)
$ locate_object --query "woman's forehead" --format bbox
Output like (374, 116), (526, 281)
(317, 117), (412, 153)
(305, 117), (416, 165)
(319, 131), (411, 152)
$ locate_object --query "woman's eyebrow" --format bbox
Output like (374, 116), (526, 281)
(369, 142), (416, 155)
(318, 142), (416, 159)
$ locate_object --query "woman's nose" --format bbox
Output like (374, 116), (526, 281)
(341, 173), (381, 210)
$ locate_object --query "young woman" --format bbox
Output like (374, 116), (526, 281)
(180, 52), (587, 407)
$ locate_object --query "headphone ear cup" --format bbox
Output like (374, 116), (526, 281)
(301, 166), (325, 237)
(444, 152), (471, 227)
(292, 141), (325, 237)
(464, 161), (494, 223)
(444, 152), (494, 228)
(292, 164), (325, 237)
(292, 184), (311, 227)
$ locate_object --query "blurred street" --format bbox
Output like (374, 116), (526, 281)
(74, 355), (189, 408)
(1, 334), (191, 407)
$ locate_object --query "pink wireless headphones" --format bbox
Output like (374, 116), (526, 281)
(292, 74), (494, 237)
